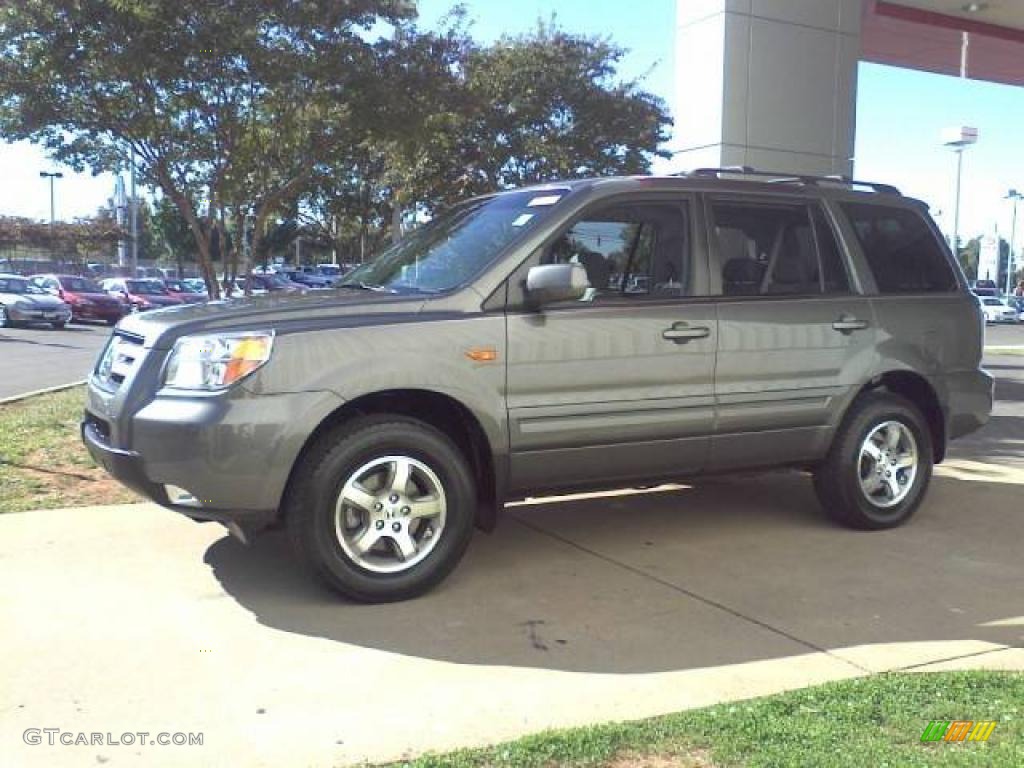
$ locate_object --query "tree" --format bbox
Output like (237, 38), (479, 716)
(0, 0), (411, 296)
(305, 15), (673, 248)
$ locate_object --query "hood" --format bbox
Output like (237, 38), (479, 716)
(138, 294), (182, 306)
(75, 292), (122, 305)
(1, 292), (66, 309)
(118, 287), (431, 349)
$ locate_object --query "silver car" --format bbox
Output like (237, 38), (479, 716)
(0, 273), (72, 329)
(83, 171), (994, 603)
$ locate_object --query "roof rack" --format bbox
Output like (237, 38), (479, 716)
(682, 166), (900, 195)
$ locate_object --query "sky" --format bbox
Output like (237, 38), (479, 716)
(1, 0), (1022, 245)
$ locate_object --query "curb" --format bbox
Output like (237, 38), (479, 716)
(0, 380), (87, 406)
(985, 346), (1024, 353)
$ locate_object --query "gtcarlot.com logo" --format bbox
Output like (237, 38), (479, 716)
(23, 729), (203, 747)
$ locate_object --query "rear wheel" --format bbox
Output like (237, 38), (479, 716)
(287, 416), (476, 602)
(813, 392), (933, 530)
(51, 321), (66, 330)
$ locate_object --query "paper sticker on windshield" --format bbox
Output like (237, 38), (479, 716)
(527, 194), (563, 207)
(512, 213), (534, 227)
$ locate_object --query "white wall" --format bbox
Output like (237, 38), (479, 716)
(674, 0), (862, 175)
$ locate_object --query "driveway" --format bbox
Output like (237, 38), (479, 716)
(1, 355), (1023, 767)
(0, 322), (109, 399)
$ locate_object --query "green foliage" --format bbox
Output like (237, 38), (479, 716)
(2, 2), (671, 269)
(0, 212), (123, 261)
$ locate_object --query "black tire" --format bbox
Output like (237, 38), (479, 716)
(0, 304), (8, 328)
(51, 321), (66, 330)
(106, 318), (118, 326)
(813, 392), (933, 530)
(287, 415), (476, 602)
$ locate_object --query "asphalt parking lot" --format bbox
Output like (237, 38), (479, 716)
(0, 321), (109, 399)
(2, 351), (1023, 766)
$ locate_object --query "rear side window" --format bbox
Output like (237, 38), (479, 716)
(711, 200), (849, 296)
(841, 204), (957, 294)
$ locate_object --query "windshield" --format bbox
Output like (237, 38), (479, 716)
(61, 276), (103, 292)
(127, 280), (167, 295)
(318, 265), (341, 275)
(340, 189), (570, 293)
(0, 277), (45, 295)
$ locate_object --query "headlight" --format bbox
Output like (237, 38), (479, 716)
(163, 331), (274, 391)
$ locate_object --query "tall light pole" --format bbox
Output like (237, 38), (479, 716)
(129, 151), (139, 277)
(942, 126), (978, 256)
(39, 171), (64, 252)
(1007, 189), (1022, 299)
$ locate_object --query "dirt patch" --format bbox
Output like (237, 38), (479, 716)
(606, 748), (717, 768)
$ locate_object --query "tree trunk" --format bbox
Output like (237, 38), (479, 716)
(391, 197), (402, 243)
(154, 167), (220, 299)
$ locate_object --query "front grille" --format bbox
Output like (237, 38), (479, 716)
(95, 330), (145, 390)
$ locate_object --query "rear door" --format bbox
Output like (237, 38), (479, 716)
(504, 193), (717, 494)
(707, 194), (876, 470)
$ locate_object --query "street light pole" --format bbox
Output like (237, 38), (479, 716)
(1007, 189), (1022, 299)
(942, 126), (978, 255)
(38, 171), (64, 252)
(130, 151), (138, 277)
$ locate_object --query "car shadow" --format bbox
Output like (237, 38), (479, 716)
(204, 470), (1024, 674)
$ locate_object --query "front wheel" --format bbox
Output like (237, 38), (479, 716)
(0, 304), (9, 328)
(51, 321), (66, 330)
(287, 416), (476, 602)
(813, 392), (933, 530)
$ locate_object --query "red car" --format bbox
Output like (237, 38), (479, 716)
(31, 273), (127, 326)
(162, 278), (207, 304)
(100, 278), (185, 311)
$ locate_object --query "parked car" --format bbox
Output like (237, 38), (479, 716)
(227, 273), (307, 295)
(162, 278), (207, 304)
(30, 274), (127, 325)
(979, 296), (1019, 324)
(279, 269), (333, 289)
(83, 170), (993, 603)
(100, 278), (184, 311)
(0, 273), (72, 329)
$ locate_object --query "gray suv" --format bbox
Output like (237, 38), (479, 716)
(83, 169), (993, 602)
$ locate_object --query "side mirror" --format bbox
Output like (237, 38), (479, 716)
(525, 263), (589, 306)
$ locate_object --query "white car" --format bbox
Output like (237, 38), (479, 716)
(979, 296), (1019, 324)
(0, 273), (72, 329)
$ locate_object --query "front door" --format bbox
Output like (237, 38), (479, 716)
(504, 194), (717, 495)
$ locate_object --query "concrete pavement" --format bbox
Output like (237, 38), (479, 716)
(2, 463), (1023, 767)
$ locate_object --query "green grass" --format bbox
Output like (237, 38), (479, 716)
(384, 671), (1023, 768)
(0, 385), (137, 512)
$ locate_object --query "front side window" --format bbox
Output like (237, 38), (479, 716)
(61, 276), (103, 293)
(543, 202), (690, 299)
(712, 200), (849, 297)
(841, 203), (958, 294)
(341, 189), (571, 294)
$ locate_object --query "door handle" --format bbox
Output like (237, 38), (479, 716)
(662, 323), (711, 343)
(832, 315), (868, 333)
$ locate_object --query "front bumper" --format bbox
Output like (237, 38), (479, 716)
(73, 303), (125, 322)
(9, 305), (71, 323)
(82, 374), (344, 528)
